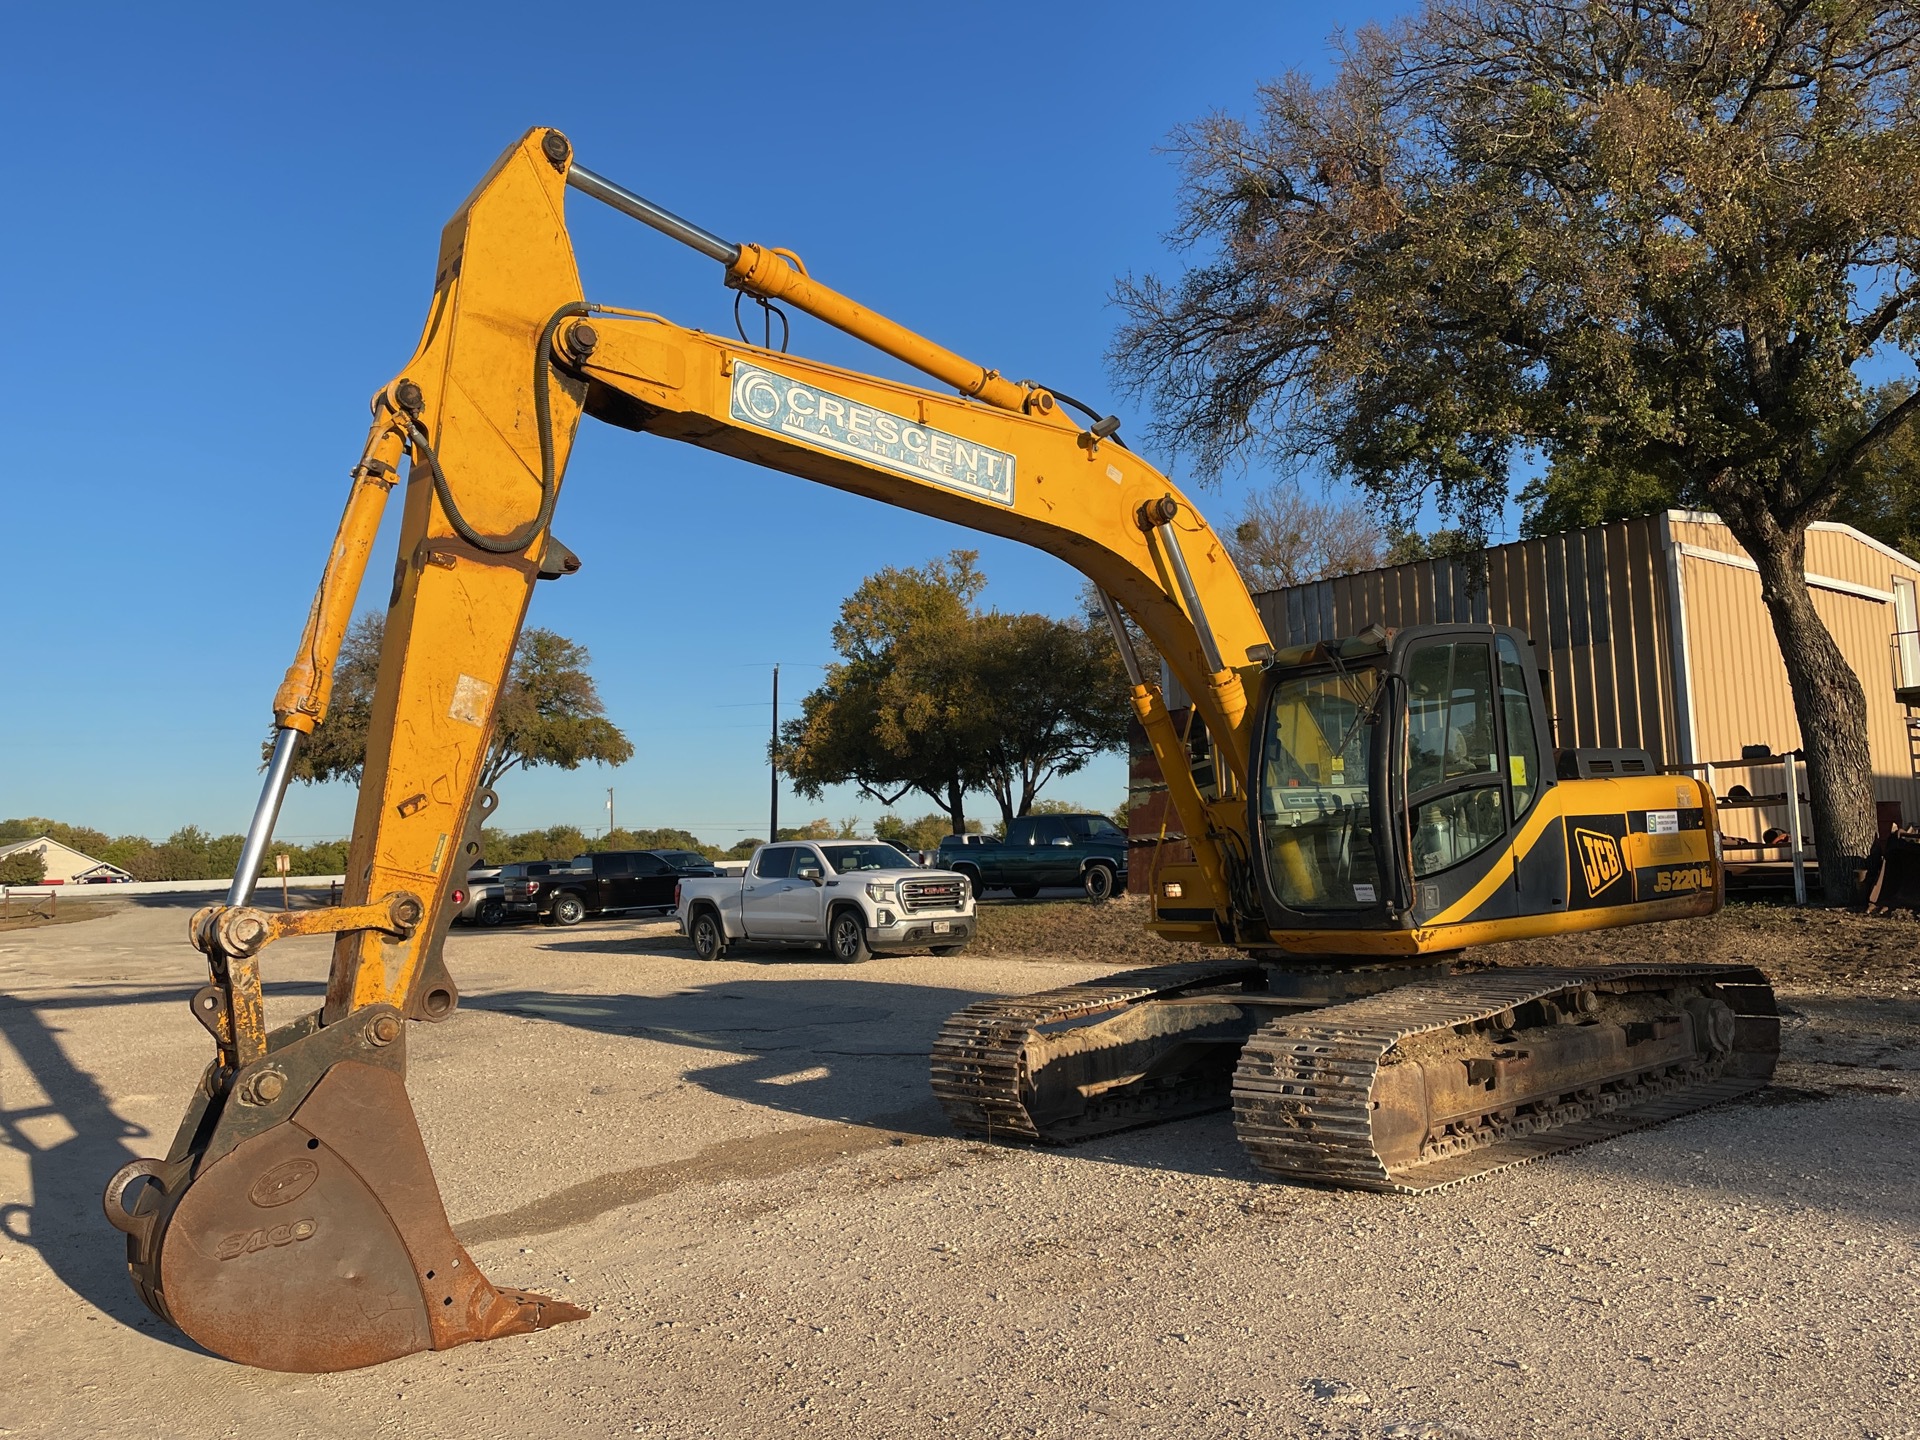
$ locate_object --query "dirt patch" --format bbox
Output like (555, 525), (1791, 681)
(1476, 901), (1920, 996)
(972, 894), (1918, 997)
(0, 900), (115, 932)
(970, 893), (1234, 965)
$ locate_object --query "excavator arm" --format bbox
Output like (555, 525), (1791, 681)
(102, 127), (1275, 1372)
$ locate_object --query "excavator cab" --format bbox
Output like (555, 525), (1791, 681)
(1251, 624), (1552, 936)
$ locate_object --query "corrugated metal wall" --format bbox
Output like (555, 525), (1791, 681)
(1670, 519), (1920, 825)
(1253, 515), (1680, 762)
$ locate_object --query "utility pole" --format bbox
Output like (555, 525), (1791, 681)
(769, 663), (780, 844)
(606, 787), (615, 838)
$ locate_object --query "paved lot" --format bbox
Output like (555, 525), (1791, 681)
(2, 901), (1916, 1439)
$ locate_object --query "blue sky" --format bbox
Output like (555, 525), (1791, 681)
(0, 1), (1416, 848)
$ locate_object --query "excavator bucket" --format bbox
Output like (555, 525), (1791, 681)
(103, 1004), (583, 1372)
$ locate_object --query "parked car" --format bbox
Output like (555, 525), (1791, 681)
(451, 867), (504, 926)
(674, 840), (973, 962)
(455, 860), (572, 925)
(510, 850), (721, 926)
(936, 813), (1128, 901)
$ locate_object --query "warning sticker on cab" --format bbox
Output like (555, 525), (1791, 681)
(730, 362), (1016, 506)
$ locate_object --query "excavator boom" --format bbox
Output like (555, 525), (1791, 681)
(103, 129), (1777, 1373)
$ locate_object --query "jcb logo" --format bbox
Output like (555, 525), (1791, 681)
(1574, 828), (1624, 898)
(1653, 865), (1712, 894)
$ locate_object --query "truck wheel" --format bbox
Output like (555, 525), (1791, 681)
(477, 897), (507, 926)
(1011, 885), (1040, 900)
(828, 908), (871, 964)
(550, 892), (587, 927)
(1083, 864), (1116, 904)
(690, 910), (727, 961)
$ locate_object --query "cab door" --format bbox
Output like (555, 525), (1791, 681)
(629, 852), (678, 909)
(592, 852), (637, 910)
(1397, 630), (1551, 926)
(1032, 816), (1078, 885)
(742, 845), (796, 937)
(1001, 817), (1041, 887)
(1400, 637), (1514, 922)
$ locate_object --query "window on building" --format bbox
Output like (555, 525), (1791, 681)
(1895, 577), (1919, 692)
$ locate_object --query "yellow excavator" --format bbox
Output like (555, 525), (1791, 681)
(101, 129), (1777, 1373)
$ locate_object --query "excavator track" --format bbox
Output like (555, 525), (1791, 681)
(1232, 964), (1778, 1193)
(931, 958), (1268, 1142)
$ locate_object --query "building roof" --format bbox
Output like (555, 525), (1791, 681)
(0, 835), (133, 881)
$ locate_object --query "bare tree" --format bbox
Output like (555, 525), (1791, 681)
(1225, 482), (1390, 590)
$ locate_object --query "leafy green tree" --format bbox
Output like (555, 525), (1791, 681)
(1831, 385), (1920, 557)
(780, 552), (990, 834)
(593, 826), (715, 857)
(486, 630), (634, 790)
(1521, 382), (1920, 557)
(276, 614), (632, 793)
(0, 848), (47, 886)
(724, 838), (764, 859)
(282, 614), (384, 786)
(970, 613), (1131, 831)
(785, 553), (1134, 834)
(875, 812), (975, 850)
(776, 818), (841, 841)
(480, 825), (592, 865)
(1115, 1), (1920, 899)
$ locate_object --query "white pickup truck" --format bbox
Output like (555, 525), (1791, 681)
(674, 839), (974, 963)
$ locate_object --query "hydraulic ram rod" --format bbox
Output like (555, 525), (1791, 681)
(564, 161), (1034, 414)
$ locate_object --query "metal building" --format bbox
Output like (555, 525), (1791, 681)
(1249, 511), (1920, 838)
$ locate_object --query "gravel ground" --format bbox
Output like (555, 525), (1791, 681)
(1, 898), (1915, 1439)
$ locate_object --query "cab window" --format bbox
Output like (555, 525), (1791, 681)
(1404, 641), (1507, 878)
(1255, 667), (1383, 909)
(755, 847), (795, 879)
(1497, 635), (1541, 817)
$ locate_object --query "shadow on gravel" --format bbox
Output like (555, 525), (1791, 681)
(462, 978), (1277, 1182)
(0, 989), (201, 1351)
(0, 982), (324, 1349)
(468, 978), (991, 1139)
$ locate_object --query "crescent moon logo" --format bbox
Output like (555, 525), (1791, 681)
(736, 371), (780, 424)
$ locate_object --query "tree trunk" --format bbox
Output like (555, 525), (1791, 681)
(944, 777), (967, 838)
(990, 782), (1017, 835)
(1728, 515), (1879, 903)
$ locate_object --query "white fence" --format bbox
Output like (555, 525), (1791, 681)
(2, 876), (346, 901)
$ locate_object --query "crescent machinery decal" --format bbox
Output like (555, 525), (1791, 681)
(729, 361), (1016, 506)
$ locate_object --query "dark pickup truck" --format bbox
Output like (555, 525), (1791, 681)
(507, 849), (719, 926)
(936, 813), (1128, 901)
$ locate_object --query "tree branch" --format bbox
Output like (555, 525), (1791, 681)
(1809, 381), (1920, 514)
